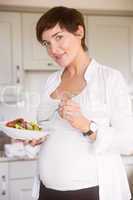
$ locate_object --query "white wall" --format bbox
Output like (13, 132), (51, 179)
(0, 0), (133, 11)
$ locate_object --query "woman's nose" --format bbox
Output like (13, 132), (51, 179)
(48, 42), (60, 56)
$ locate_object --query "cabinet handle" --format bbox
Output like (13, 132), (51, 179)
(1, 175), (6, 196)
(48, 63), (53, 66)
(16, 65), (20, 84)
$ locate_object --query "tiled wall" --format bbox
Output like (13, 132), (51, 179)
(0, 71), (52, 120)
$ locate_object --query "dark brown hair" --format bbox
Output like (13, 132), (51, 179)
(36, 6), (88, 51)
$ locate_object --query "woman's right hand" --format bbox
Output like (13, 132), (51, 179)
(12, 136), (47, 146)
(25, 137), (47, 146)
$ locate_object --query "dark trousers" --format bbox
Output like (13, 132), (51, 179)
(38, 181), (99, 200)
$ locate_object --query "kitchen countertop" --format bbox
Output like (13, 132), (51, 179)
(0, 150), (133, 164)
(0, 151), (37, 162)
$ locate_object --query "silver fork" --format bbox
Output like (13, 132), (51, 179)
(38, 92), (76, 124)
(38, 108), (58, 123)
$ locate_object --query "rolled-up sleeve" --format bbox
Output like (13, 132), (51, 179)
(95, 71), (133, 155)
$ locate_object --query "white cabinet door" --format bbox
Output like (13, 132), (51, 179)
(9, 160), (37, 200)
(87, 16), (133, 83)
(22, 13), (59, 70)
(0, 12), (22, 86)
(0, 162), (9, 200)
(10, 178), (34, 200)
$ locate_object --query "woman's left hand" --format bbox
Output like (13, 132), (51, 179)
(58, 99), (90, 132)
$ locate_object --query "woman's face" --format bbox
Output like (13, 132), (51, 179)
(41, 24), (83, 68)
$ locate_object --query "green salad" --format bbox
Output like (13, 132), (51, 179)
(6, 118), (42, 131)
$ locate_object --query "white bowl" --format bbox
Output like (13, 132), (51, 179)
(0, 122), (49, 140)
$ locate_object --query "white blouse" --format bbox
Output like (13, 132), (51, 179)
(32, 59), (133, 200)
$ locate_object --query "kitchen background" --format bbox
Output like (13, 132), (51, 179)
(0, 0), (133, 200)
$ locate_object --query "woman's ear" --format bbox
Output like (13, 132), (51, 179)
(75, 25), (84, 39)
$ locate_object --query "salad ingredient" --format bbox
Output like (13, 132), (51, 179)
(6, 118), (42, 131)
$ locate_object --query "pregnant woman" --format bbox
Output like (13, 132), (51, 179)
(31, 6), (133, 200)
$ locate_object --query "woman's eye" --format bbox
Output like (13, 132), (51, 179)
(56, 35), (63, 41)
(42, 41), (50, 48)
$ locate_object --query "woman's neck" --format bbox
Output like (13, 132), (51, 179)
(66, 51), (91, 77)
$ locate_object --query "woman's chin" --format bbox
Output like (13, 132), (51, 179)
(55, 60), (69, 68)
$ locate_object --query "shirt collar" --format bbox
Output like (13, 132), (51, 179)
(84, 58), (96, 82)
(57, 58), (96, 83)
